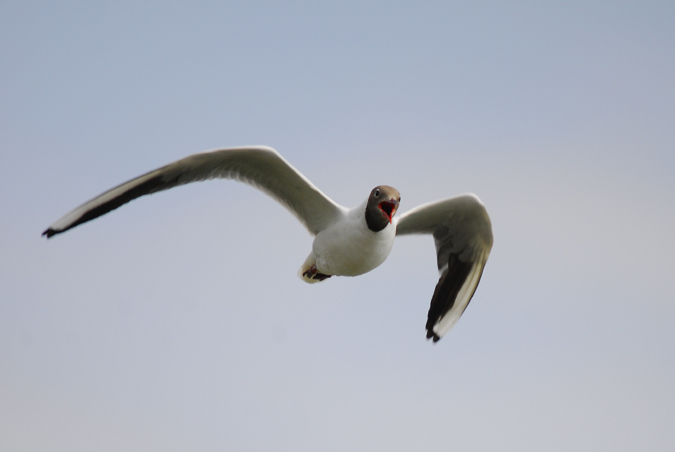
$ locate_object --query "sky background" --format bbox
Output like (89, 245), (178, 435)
(2, 1), (674, 451)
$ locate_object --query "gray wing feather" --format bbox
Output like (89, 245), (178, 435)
(43, 146), (345, 238)
(396, 194), (493, 341)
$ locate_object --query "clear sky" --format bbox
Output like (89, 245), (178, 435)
(2, 1), (674, 451)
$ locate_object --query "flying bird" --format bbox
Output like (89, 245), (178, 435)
(43, 146), (493, 342)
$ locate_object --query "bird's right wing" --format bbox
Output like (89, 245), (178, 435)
(43, 146), (346, 238)
(396, 194), (493, 342)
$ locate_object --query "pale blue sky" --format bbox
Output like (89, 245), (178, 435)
(1, 2), (674, 451)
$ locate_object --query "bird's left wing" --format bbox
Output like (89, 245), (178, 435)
(395, 194), (493, 342)
(43, 146), (345, 238)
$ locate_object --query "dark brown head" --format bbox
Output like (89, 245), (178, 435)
(365, 185), (401, 232)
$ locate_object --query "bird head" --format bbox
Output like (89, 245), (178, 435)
(365, 185), (401, 232)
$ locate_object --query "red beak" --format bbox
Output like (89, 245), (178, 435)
(378, 199), (398, 223)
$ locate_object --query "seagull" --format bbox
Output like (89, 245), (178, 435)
(43, 146), (493, 342)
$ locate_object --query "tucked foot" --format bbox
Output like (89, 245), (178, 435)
(302, 264), (332, 282)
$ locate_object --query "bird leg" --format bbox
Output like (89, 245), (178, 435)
(302, 264), (332, 281)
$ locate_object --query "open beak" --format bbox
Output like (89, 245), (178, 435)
(378, 199), (398, 223)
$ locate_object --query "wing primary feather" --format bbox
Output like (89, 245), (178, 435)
(425, 253), (473, 342)
(42, 171), (169, 237)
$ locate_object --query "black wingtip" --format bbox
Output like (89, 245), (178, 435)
(42, 228), (57, 239)
(426, 330), (441, 343)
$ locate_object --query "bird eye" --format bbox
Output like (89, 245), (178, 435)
(374, 189), (380, 197)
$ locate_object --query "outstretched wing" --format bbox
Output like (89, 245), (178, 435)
(395, 194), (493, 342)
(43, 146), (345, 238)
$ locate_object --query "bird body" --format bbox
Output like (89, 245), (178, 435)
(303, 198), (397, 281)
(43, 146), (493, 342)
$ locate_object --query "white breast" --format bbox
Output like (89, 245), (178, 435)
(312, 202), (396, 277)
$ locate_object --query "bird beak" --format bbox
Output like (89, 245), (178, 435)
(378, 199), (399, 223)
